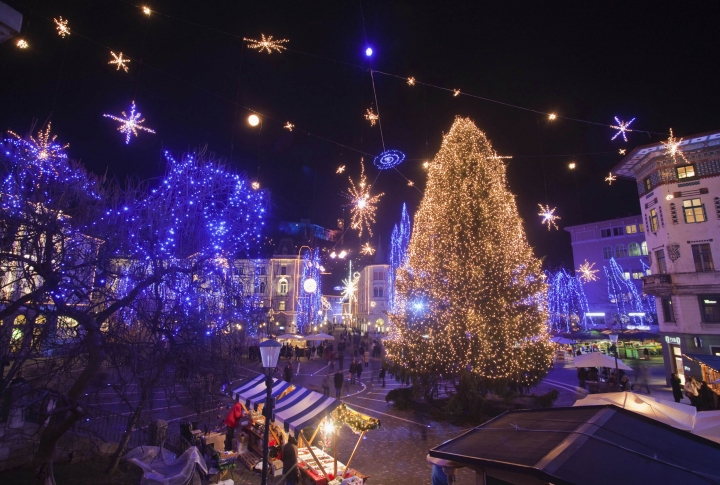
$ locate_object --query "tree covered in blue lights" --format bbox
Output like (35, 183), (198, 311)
(545, 269), (591, 332)
(389, 203), (411, 311)
(297, 247), (323, 334)
(604, 258), (655, 327)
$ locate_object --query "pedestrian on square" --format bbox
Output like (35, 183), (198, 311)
(334, 369), (344, 398)
(670, 373), (683, 403)
(364, 350), (370, 368)
(700, 381), (717, 410)
(224, 397), (244, 451)
(322, 373), (331, 396)
(349, 360), (357, 385)
(294, 345), (301, 362)
(284, 363), (293, 383)
(685, 376), (700, 407)
(282, 435), (301, 485)
(338, 350), (345, 371)
(379, 367), (386, 387)
(355, 359), (363, 384)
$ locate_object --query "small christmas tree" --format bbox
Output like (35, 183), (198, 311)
(386, 117), (552, 390)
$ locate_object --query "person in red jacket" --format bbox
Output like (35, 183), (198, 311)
(224, 399), (244, 451)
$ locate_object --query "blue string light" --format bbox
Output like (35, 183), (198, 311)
(545, 269), (591, 332)
(297, 248), (323, 334)
(373, 150), (405, 170)
(389, 203), (411, 311)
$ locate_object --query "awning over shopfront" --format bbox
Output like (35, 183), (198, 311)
(274, 386), (341, 436)
(685, 353), (720, 373)
(231, 374), (294, 409)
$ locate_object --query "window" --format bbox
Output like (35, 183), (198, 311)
(613, 227), (624, 236)
(692, 243), (714, 272)
(603, 246), (613, 259)
(661, 298), (675, 322)
(676, 165), (696, 179)
(236, 266), (244, 275)
(259, 281), (266, 293)
(644, 178), (652, 191)
(278, 279), (288, 295)
(373, 271), (384, 281)
(373, 287), (384, 298)
(601, 229), (612, 238)
(626, 225), (637, 234)
(628, 242), (641, 257)
(278, 300), (286, 311)
(623, 271), (631, 280)
(281, 266), (287, 275)
(649, 209), (659, 232)
(615, 244), (628, 258)
(683, 198), (707, 223)
(655, 249), (667, 274)
(632, 270), (644, 280)
(699, 295), (720, 323)
(639, 224), (645, 233)
(641, 241), (648, 256)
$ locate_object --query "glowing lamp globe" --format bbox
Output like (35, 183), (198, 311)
(304, 278), (317, 294)
(365, 47), (373, 56)
(258, 339), (281, 369)
(248, 114), (260, 126)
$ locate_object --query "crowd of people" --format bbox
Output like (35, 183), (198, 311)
(677, 374), (718, 410)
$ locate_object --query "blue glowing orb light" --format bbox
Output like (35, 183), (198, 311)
(373, 150), (405, 170)
(365, 47), (373, 56)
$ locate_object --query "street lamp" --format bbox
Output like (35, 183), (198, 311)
(258, 338), (281, 485)
(609, 333), (619, 390)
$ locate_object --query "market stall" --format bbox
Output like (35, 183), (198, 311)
(230, 374), (380, 483)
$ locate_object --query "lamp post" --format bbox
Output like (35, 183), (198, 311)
(609, 333), (619, 390)
(258, 338), (281, 485)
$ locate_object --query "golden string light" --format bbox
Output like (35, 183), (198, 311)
(538, 204), (560, 230)
(619, 149), (626, 155)
(142, 6), (152, 15)
(54, 17), (70, 37)
(568, 162), (576, 169)
(662, 128), (689, 164)
(16, 39), (28, 49)
(108, 51), (131, 72)
(243, 34), (288, 54)
(577, 260), (599, 283)
(9, 122), (68, 161)
(336, 165), (345, 174)
(605, 172), (617, 185)
(548, 113), (557, 120)
(360, 243), (375, 256)
(364, 108), (379, 126)
(407, 180), (414, 186)
(407, 77), (416, 86)
(284, 122), (294, 131)
(346, 161), (383, 237)
(252, 181), (260, 190)
(453, 89), (461, 97)
(385, 117), (552, 386)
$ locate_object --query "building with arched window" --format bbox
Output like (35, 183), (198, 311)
(357, 263), (390, 335)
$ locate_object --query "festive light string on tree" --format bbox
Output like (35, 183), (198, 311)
(545, 269), (591, 332)
(537, 204), (560, 230)
(385, 118), (552, 387)
(604, 258), (655, 326)
(389, 203), (411, 312)
(8, 123), (69, 163)
(345, 161), (383, 237)
(297, 248), (323, 334)
(243, 34), (288, 54)
(103, 101), (156, 144)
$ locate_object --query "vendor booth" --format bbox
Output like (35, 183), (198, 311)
(229, 374), (380, 483)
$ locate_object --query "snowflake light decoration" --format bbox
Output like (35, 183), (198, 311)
(407, 180), (414, 186)
(453, 89), (461, 97)
(109, 51), (131, 72)
(365, 108), (379, 126)
(103, 101), (156, 144)
(336, 165), (345, 174)
(9, 122), (68, 162)
(345, 161), (384, 237)
(407, 77), (416, 86)
(605, 172), (617, 185)
(662, 128), (688, 164)
(16, 39), (28, 49)
(538, 204), (560, 230)
(341, 272), (361, 303)
(610, 117), (635, 142)
(619, 149), (626, 155)
(284, 122), (294, 131)
(577, 260), (599, 283)
(54, 17), (70, 37)
(243, 34), (288, 54)
(361, 243), (375, 256)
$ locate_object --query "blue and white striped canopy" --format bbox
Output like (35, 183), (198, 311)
(273, 386), (341, 436)
(231, 374), (293, 410)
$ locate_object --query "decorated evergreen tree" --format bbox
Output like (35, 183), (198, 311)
(386, 117), (552, 390)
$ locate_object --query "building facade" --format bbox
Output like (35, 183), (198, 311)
(356, 263), (391, 335)
(613, 129), (720, 383)
(564, 216), (655, 330)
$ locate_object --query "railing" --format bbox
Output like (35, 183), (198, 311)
(642, 274), (672, 285)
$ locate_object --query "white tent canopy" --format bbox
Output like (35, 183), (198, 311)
(303, 333), (334, 341)
(277, 333), (304, 340)
(573, 352), (633, 371)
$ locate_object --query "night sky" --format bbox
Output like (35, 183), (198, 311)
(3, 0), (719, 270)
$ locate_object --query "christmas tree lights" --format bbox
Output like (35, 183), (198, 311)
(385, 118), (552, 386)
(389, 204), (411, 311)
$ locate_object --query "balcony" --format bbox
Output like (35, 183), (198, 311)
(642, 274), (672, 297)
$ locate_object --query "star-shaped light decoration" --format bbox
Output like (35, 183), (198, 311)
(661, 128), (689, 164)
(16, 39), (28, 49)
(243, 34), (288, 54)
(103, 101), (156, 144)
(9, 122), (69, 162)
(360, 243), (375, 256)
(284, 122), (294, 131)
(453, 89), (461, 97)
(610, 116), (635, 142)
(619, 149), (626, 155)
(336, 165), (345, 174)
(341, 272), (361, 303)
(605, 172), (617, 185)
(364, 108), (379, 126)
(407, 77), (416, 86)
(407, 180), (414, 186)
(538, 204), (561, 230)
(346, 161), (384, 237)
(109, 51), (131, 72)
(577, 260), (599, 283)
(54, 17), (70, 38)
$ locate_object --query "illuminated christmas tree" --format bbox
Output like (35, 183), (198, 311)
(386, 118), (552, 389)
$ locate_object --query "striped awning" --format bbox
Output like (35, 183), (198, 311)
(231, 374), (265, 401)
(273, 386), (341, 436)
(231, 374), (294, 410)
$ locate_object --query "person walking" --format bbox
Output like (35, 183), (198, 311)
(338, 350), (345, 371)
(284, 363), (293, 383)
(670, 373), (683, 403)
(379, 366), (386, 387)
(295, 345), (301, 362)
(364, 350), (370, 368)
(322, 373), (331, 396)
(349, 360), (357, 385)
(355, 359), (363, 385)
(282, 435), (301, 485)
(334, 369), (344, 398)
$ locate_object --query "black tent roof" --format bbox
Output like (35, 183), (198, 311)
(429, 405), (720, 485)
